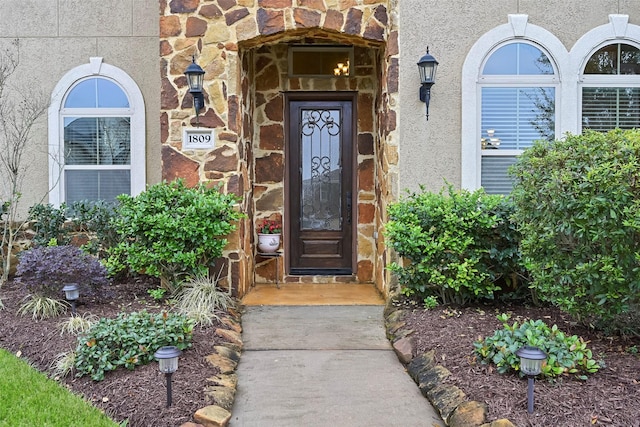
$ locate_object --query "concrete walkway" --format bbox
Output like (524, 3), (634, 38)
(230, 305), (444, 426)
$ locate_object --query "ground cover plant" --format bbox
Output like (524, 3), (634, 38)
(74, 310), (194, 381)
(474, 313), (600, 379)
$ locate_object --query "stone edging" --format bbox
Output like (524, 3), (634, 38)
(180, 309), (244, 427)
(384, 302), (516, 427)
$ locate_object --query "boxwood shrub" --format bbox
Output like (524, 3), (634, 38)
(385, 185), (526, 305)
(510, 129), (640, 325)
(106, 179), (244, 291)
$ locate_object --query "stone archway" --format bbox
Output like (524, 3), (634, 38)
(160, 1), (399, 297)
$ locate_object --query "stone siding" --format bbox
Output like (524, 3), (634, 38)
(160, 0), (399, 296)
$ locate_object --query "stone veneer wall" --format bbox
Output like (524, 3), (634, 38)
(160, 0), (399, 297)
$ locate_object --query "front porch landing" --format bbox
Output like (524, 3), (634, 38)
(242, 283), (385, 306)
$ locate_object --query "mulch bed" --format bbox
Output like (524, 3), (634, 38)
(0, 277), (231, 427)
(3, 276), (640, 427)
(400, 301), (640, 427)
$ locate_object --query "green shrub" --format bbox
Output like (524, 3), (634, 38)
(28, 203), (70, 246)
(69, 200), (119, 257)
(474, 313), (600, 379)
(385, 185), (525, 305)
(106, 179), (244, 290)
(74, 310), (194, 381)
(510, 129), (640, 324)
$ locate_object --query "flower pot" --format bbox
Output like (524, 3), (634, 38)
(258, 233), (281, 253)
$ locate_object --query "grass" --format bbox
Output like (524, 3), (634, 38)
(0, 348), (118, 427)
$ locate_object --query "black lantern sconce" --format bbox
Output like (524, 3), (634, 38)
(62, 283), (79, 315)
(154, 345), (182, 407)
(417, 48), (439, 120)
(516, 345), (547, 414)
(184, 56), (205, 127)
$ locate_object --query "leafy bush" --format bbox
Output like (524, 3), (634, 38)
(386, 185), (525, 305)
(28, 203), (70, 246)
(28, 200), (120, 258)
(106, 179), (244, 290)
(510, 129), (640, 324)
(474, 313), (600, 379)
(15, 245), (109, 298)
(74, 310), (194, 381)
(69, 200), (119, 257)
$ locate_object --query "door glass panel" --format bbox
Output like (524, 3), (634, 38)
(300, 109), (342, 230)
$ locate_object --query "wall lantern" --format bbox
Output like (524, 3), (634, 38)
(62, 283), (79, 315)
(184, 56), (205, 127)
(516, 345), (547, 414)
(417, 48), (439, 120)
(154, 345), (182, 407)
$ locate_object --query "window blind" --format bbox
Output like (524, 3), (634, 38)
(481, 87), (555, 148)
(582, 87), (640, 131)
(64, 117), (131, 165)
(65, 170), (130, 204)
(481, 156), (518, 195)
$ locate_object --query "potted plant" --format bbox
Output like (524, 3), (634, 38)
(257, 219), (281, 253)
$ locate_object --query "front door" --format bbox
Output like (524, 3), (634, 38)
(287, 93), (355, 275)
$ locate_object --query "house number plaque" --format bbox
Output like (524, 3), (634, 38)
(183, 128), (215, 150)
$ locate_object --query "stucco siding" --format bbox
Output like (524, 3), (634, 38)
(398, 0), (638, 195)
(0, 0), (160, 216)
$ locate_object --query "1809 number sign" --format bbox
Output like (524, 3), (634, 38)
(183, 128), (215, 149)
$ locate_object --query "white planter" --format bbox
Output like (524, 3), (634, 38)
(258, 233), (281, 253)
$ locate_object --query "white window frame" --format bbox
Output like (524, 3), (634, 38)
(479, 43), (560, 193)
(578, 40), (640, 132)
(461, 14), (569, 191)
(48, 57), (145, 207)
(569, 14), (640, 133)
(571, 15), (640, 133)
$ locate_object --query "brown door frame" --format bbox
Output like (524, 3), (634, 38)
(284, 91), (358, 276)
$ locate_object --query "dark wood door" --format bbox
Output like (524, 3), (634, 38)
(287, 94), (355, 275)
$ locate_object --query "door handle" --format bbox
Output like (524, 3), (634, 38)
(346, 191), (352, 224)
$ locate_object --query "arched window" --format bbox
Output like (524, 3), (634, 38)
(461, 15), (567, 194)
(478, 42), (558, 194)
(48, 57), (145, 206)
(581, 43), (640, 131)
